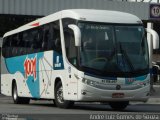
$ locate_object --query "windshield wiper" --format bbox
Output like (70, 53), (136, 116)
(119, 42), (134, 71)
(81, 66), (104, 75)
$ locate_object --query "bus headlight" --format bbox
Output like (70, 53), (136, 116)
(82, 78), (96, 86)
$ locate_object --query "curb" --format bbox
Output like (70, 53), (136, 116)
(147, 97), (160, 104)
(146, 85), (160, 104)
(0, 94), (5, 97)
(147, 85), (160, 104)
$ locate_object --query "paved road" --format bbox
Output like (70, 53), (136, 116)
(0, 94), (160, 120)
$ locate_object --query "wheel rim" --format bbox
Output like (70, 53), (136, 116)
(57, 86), (64, 103)
(13, 86), (17, 101)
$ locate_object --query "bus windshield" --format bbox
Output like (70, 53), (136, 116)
(78, 22), (149, 77)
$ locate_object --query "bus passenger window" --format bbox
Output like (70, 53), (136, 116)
(42, 27), (49, 50)
(64, 29), (77, 66)
(30, 30), (39, 50)
(2, 37), (12, 58)
(52, 21), (61, 53)
(22, 32), (31, 54)
(47, 24), (55, 50)
(12, 34), (19, 56)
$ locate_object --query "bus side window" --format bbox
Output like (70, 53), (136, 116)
(36, 28), (43, 52)
(12, 34), (19, 57)
(52, 21), (61, 54)
(62, 18), (77, 66)
(47, 23), (55, 50)
(43, 20), (61, 53)
(2, 37), (12, 58)
(2, 37), (7, 57)
(30, 29), (39, 52)
(42, 25), (49, 51)
(64, 29), (77, 66)
(22, 31), (31, 54)
(18, 32), (25, 56)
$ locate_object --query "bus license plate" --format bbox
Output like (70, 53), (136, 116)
(112, 93), (124, 98)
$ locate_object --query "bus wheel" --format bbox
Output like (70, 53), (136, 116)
(55, 81), (74, 108)
(12, 83), (30, 104)
(109, 101), (129, 110)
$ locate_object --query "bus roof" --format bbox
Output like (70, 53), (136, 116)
(4, 9), (142, 37)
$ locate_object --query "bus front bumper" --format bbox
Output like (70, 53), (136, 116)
(78, 83), (150, 102)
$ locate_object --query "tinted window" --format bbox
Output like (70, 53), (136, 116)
(2, 37), (12, 57)
(42, 21), (61, 53)
(62, 18), (77, 66)
(2, 20), (61, 58)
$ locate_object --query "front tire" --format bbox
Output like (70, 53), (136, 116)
(12, 83), (30, 104)
(109, 101), (129, 110)
(54, 81), (74, 108)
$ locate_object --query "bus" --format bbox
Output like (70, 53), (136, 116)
(1, 9), (159, 110)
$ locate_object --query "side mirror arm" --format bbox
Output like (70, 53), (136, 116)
(146, 28), (159, 49)
(68, 24), (81, 46)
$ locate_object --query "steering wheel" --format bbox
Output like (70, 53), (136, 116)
(89, 57), (108, 65)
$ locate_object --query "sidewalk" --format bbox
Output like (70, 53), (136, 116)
(147, 85), (160, 104)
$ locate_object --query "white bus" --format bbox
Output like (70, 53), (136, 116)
(1, 9), (159, 110)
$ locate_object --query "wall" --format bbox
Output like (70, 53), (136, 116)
(0, 0), (149, 20)
(0, 37), (2, 94)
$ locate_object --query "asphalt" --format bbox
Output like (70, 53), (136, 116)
(0, 86), (159, 120)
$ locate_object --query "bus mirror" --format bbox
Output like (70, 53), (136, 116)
(146, 28), (159, 49)
(68, 24), (81, 46)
